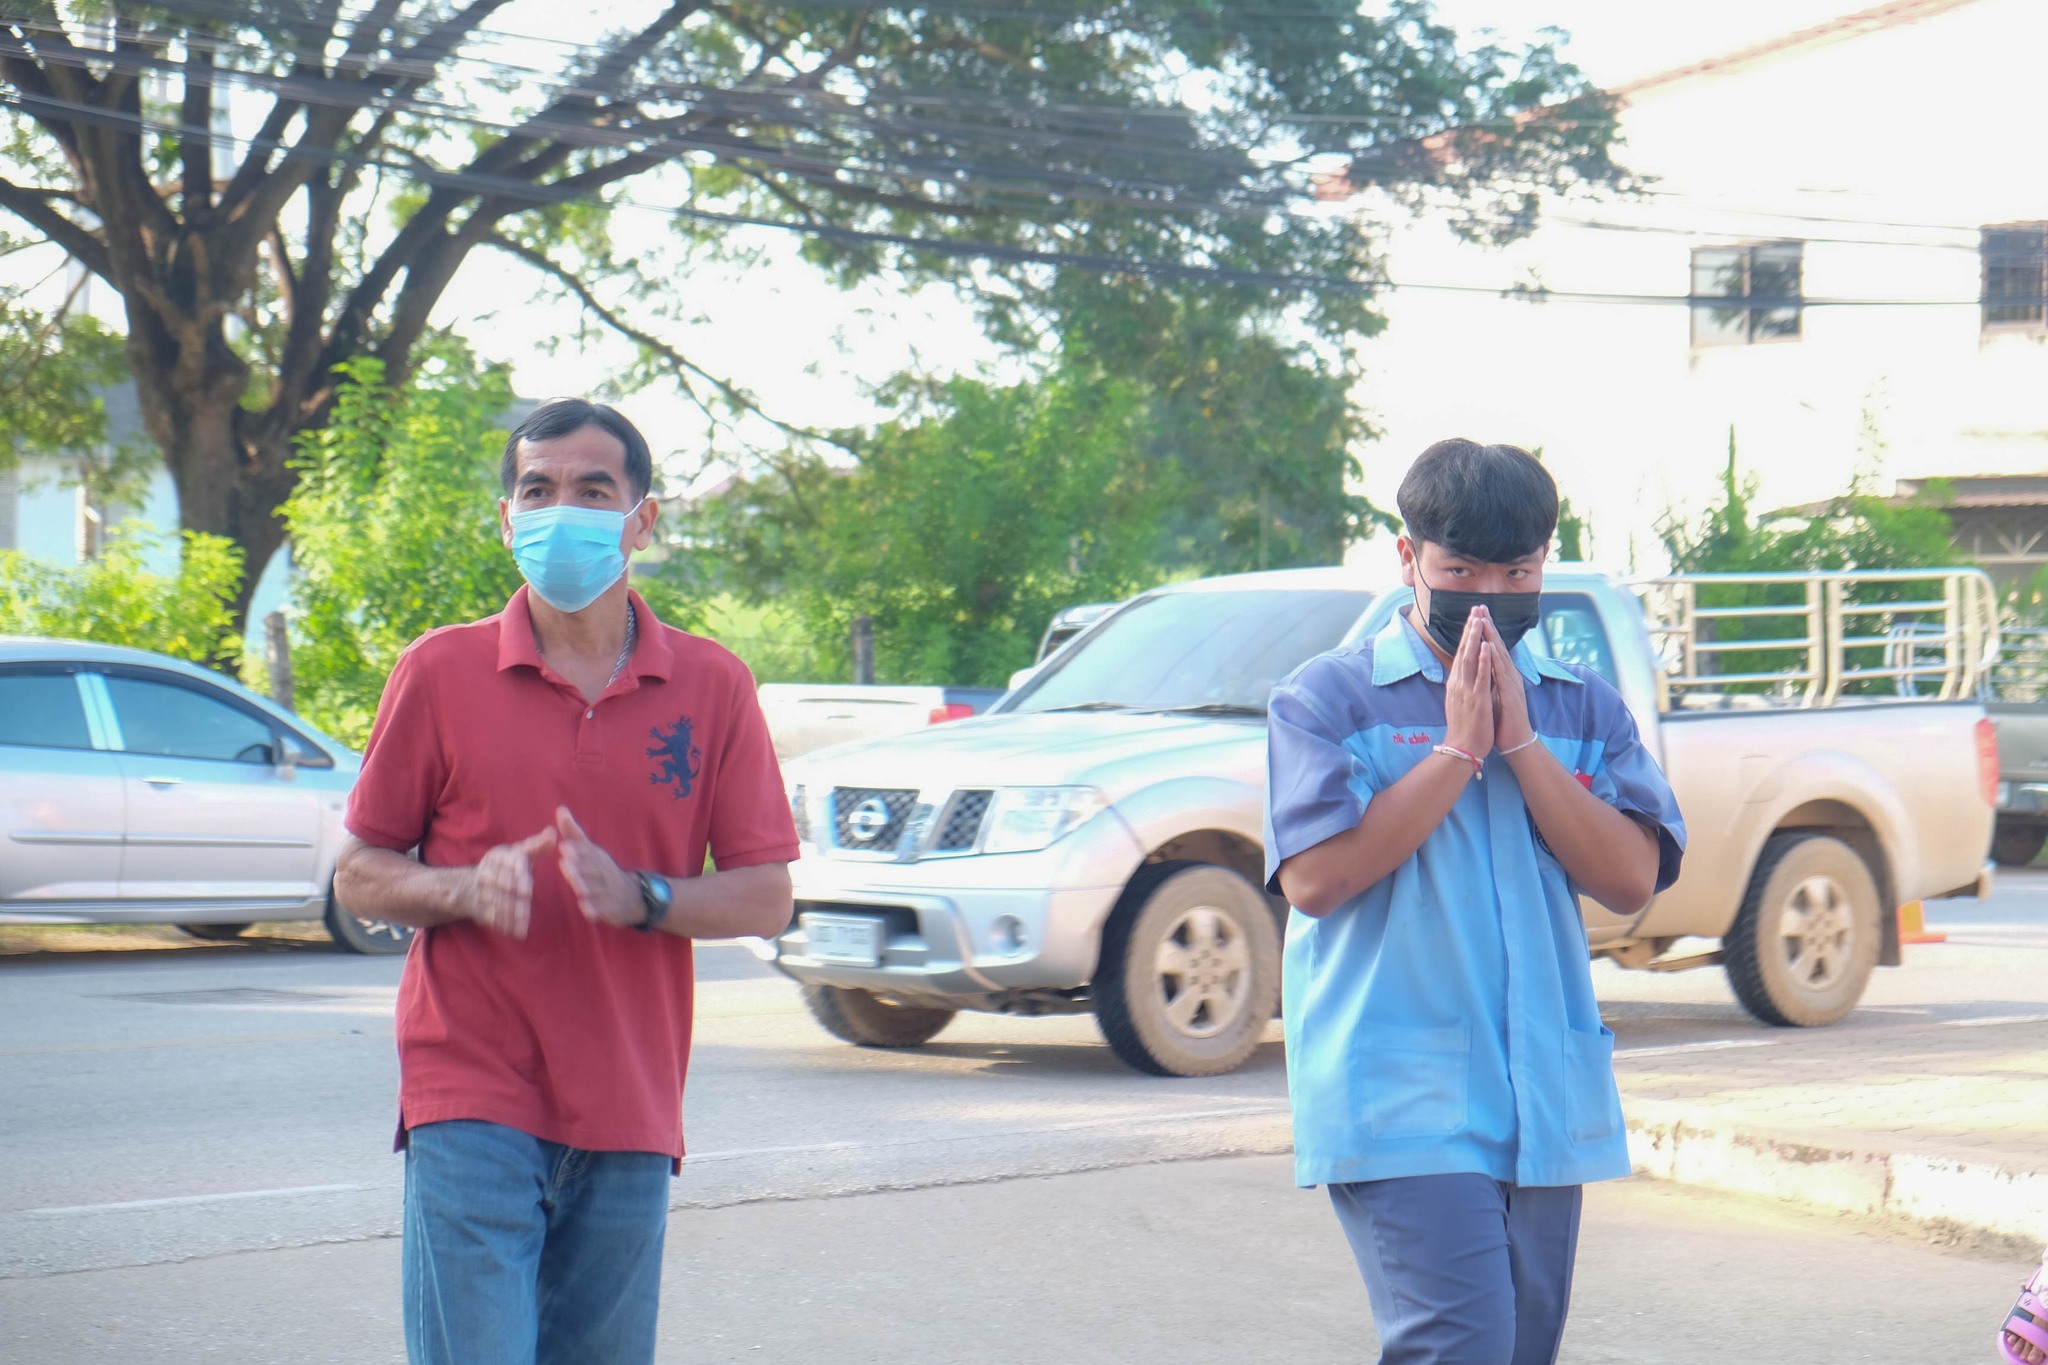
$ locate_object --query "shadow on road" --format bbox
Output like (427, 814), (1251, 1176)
(0, 926), (351, 967)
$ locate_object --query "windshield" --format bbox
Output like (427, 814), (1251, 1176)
(1007, 588), (1373, 715)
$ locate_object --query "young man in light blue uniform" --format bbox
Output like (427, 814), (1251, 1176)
(1265, 439), (1685, 1365)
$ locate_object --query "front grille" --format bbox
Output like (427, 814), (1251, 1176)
(831, 787), (919, 850)
(790, 785), (812, 842)
(934, 790), (993, 851)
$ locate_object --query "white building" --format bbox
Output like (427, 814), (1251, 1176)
(1, 382), (183, 566)
(0, 378), (292, 622)
(1347, 0), (2048, 576)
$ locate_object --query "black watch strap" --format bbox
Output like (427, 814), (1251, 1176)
(633, 871), (672, 933)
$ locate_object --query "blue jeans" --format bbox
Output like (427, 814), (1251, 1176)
(1328, 1174), (1583, 1365)
(402, 1119), (672, 1365)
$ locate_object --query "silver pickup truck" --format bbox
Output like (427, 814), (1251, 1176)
(770, 566), (1999, 1076)
(1981, 627), (2048, 866)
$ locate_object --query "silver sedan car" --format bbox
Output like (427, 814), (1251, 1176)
(0, 637), (411, 954)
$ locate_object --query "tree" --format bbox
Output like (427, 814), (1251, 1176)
(1660, 437), (1957, 577)
(1049, 288), (1389, 572)
(1657, 433), (1962, 694)
(0, 2), (1625, 626)
(282, 352), (525, 745)
(0, 520), (243, 661)
(1531, 446), (1589, 562)
(684, 364), (1174, 685)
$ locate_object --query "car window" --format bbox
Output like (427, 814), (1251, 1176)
(1530, 593), (1618, 687)
(0, 670), (94, 750)
(1010, 588), (1374, 714)
(104, 673), (277, 764)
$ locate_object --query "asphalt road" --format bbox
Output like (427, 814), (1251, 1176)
(3, 873), (2045, 1360)
(1, 1157), (2028, 1363)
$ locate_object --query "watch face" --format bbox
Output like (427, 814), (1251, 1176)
(637, 872), (671, 930)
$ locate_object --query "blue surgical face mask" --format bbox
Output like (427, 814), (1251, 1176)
(508, 498), (643, 613)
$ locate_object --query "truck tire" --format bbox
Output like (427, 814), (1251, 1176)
(1723, 834), (1880, 1028)
(1992, 822), (2047, 868)
(802, 985), (955, 1047)
(1093, 863), (1280, 1077)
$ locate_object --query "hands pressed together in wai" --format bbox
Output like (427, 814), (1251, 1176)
(1441, 604), (1536, 761)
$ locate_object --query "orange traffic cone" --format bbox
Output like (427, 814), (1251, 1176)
(1899, 900), (1947, 945)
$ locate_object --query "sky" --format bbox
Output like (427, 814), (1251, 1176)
(1430, 0), (1873, 86)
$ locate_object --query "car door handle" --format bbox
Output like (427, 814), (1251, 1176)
(141, 776), (182, 787)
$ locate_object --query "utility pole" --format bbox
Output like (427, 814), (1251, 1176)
(265, 611), (294, 710)
(1258, 483), (1269, 572)
(851, 615), (874, 684)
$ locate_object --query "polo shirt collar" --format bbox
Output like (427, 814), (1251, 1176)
(497, 584), (675, 683)
(1371, 607), (1582, 688)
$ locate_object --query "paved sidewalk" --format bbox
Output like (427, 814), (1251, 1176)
(1615, 1004), (2048, 1248)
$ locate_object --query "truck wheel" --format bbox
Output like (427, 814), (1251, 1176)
(1992, 822), (2047, 868)
(1093, 864), (1280, 1077)
(1723, 834), (1880, 1028)
(324, 885), (416, 956)
(802, 985), (955, 1047)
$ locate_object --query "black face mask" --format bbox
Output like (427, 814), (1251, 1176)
(1418, 583), (1542, 657)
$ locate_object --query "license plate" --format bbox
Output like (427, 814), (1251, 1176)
(802, 913), (884, 967)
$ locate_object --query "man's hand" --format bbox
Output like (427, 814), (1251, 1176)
(1476, 607), (1534, 752)
(555, 806), (644, 928)
(1444, 605), (1494, 757)
(462, 826), (558, 938)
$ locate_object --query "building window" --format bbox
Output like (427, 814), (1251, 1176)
(1983, 224), (2048, 331)
(1690, 242), (1803, 346)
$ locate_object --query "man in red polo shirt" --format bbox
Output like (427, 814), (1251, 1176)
(333, 398), (797, 1365)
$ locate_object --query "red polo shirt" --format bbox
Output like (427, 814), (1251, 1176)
(346, 587), (797, 1162)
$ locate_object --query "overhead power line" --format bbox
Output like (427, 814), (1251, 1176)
(1, 85), (2036, 315)
(10, 3), (2012, 252)
(4, 10), (1998, 254)
(2, 3), (1622, 144)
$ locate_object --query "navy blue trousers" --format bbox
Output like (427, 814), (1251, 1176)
(1328, 1174), (1583, 1365)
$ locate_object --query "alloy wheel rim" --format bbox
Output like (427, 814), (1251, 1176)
(355, 916), (412, 944)
(1153, 905), (1252, 1038)
(1776, 874), (1851, 990)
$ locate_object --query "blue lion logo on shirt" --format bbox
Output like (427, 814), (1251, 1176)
(646, 717), (703, 799)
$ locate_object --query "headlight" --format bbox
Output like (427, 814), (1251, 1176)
(787, 781), (830, 845)
(789, 783), (811, 842)
(1998, 781), (2014, 809)
(981, 786), (1108, 854)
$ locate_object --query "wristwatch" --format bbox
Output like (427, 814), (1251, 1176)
(633, 870), (672, 934)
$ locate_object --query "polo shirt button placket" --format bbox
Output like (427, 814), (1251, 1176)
(576, 696), (605, 768)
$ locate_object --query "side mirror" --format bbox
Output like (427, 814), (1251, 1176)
(1007, 665), (1037, 692)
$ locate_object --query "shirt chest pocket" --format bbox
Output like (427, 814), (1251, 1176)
(1352, 1023), (1471, 1139)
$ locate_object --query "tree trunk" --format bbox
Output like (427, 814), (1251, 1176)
(130, 338), (296, 637)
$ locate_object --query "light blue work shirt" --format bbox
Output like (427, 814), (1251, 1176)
(1263, 611), (1686, 1190)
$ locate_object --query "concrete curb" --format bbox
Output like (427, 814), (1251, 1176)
(1626, 1099), (2048, 1247)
